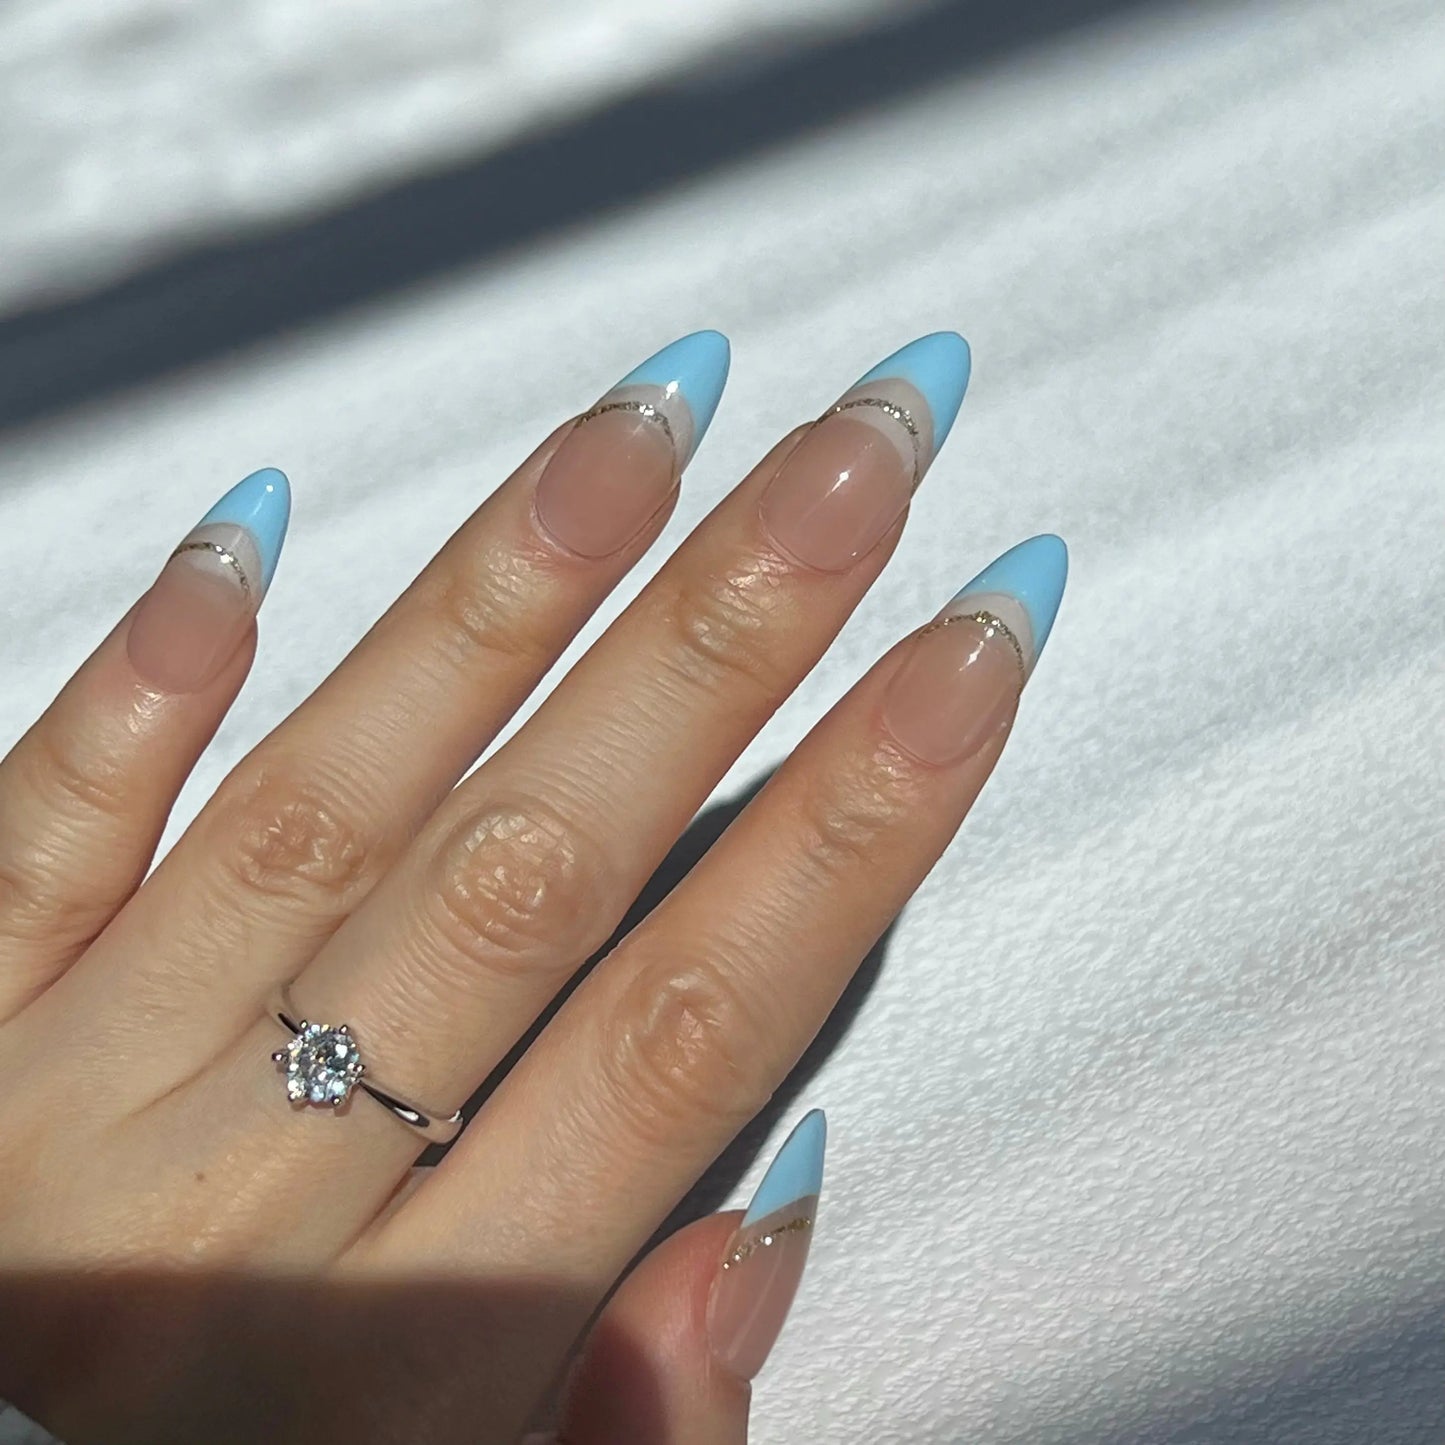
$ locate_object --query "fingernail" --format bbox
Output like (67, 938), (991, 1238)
(708, 1109), (826, 1380)
(127, 468), (291, 693)
(759, 332), (970, 572)
(882, 534), (1067, 766)
(534, 330), (730, 558)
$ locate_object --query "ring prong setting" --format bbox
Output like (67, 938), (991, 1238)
(271, 1016), (366, 1110)
(266, 986), (461, 1144)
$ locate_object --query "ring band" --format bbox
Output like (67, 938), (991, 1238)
(268, 986), (463, 1146)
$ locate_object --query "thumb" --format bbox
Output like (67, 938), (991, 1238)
(553, 1110), (827, 1445)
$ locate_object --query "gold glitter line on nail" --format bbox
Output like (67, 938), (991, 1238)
(720, 1213), (814, 1270)
(824, 396), (923, 485)
(169, 540), (253, 598)
(579, 398), (676, 450)
(918, 608), (1026, 677)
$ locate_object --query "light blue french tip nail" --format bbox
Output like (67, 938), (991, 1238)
(957, 533), (1069, 659)
(197, 467), (291, 591)
(742, 1109), (827, 1227)
(614, 330), (731, 452)
(854, 331), (971, 453)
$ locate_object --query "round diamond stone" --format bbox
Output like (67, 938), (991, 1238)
(278, 1021), (364, 1108)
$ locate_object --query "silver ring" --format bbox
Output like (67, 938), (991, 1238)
(268, 986), (463, 1146)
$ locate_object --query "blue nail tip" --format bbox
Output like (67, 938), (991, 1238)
(957, 533), (1068, 659)
(614, 330), (731, 454)
(855, 331), (971, 453)
(198, 467), (291, 591)
(742, 1109), (827, 1227)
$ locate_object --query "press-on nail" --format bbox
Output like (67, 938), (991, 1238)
(708, 1110), (825, 1380)
(850, 330), (972, 454)
(946, 532), (1068, 677)
(127, 468), (290, 693)
(882, 534), (1068, 766)
(534, 331), (730, 558)
(759, 333), (970, 572)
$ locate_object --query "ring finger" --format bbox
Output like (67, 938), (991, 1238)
(197, 333), (972, 1199)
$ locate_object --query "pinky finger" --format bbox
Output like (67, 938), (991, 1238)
(550, 1111), (826, 1445)
(0, 468), (288, 1019)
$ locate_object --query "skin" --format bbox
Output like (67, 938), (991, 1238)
(0, 393), (1021, 1444)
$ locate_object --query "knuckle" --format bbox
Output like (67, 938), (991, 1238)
(25, 724), (131, 824)
(797, 757), (919, 878)
(423, 797), (609, 976)
(656, 559), (793, 706)
(0, 850), (58, 939)
(208, 763), (379, 908)
(597, 950), (762, 1147)
(0, 849), (128, 953)
(423, 550), (557, 675)
(0, 733), (141, 942)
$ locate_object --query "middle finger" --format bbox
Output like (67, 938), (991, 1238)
(226, 333), (971, 1172)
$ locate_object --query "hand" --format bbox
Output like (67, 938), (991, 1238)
(0, 330), (1065, 1443)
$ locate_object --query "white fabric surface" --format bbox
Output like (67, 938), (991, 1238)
(0, 0), (908, 309)
(2, 0), (1444, 1440)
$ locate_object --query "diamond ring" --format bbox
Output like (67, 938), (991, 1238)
(268, 986), (463, 1145)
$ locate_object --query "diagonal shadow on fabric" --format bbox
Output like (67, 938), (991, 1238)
(0, 0), (1171, 434)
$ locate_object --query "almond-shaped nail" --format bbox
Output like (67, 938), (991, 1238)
(882, 534), (1068, 766)
(708, 1109), (826, 1380)
(759, 332), (970, 572)
(126, 468), (290, 694)
(534, 330), (730, 559)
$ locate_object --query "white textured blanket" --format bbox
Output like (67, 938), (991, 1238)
(2, 0), (1443, 1440)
